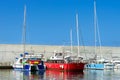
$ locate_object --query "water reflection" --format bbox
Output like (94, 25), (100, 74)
(84, 69), (120, 80)
(12, 70), (23, 80)
(13, 70), (84, 80)
(45, 70), (84, 80)
(23, 70), (45, 80)
(85, 70), (104, 80)
(1, 69), (120, 80)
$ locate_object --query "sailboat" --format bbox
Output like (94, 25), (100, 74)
(12, 5), (27, 70)
(44, 13), (85, 71)
(12, 5), (45, 71)
(85, 0), (114, 70)
(85, 0), (104, 70)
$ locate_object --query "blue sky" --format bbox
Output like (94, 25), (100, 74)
(0, 0), (120, 46)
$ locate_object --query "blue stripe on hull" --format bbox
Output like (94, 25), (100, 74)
(86, 63), (104, 70)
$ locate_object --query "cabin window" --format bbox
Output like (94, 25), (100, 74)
(20, 59), (22, 63)
(55, 53), (62, 56)
(59, 53), (62, 56)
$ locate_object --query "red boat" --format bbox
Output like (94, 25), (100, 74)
(45, 52), (85, 71)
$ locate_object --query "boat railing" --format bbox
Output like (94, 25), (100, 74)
(46, 59), (84, 63)
(25, 54), (43, 59)
(64, 59), (84, 63)
(46, 60), (64, 63)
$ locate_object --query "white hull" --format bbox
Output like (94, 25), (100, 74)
(12, 57), (23, 69)
(13, 64), (23, 69)
(104, 63), (115, 70)
(114, 64), (120, 69)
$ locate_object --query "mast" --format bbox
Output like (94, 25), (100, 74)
(94, 0), (97, 58)
(76, 13), (80, 57)
(97, 18), (102, 59)
(22, 5), (26, 54)
(70, 29), (73, 53)
(94, 0), (102, 59)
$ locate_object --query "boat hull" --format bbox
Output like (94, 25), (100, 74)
(85, 63), (104, 70)
(12, 64), (23, 70)
(85, 63), (115, 70)
(45, 62), (85, 71)
(23, 64), (45, 71)
(13, 61), (45, 71)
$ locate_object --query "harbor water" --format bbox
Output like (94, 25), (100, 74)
(0, 69), (120, 80)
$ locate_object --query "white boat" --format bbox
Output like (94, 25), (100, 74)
(12, 5), (27, 70)
(13, 53), (45, 71)
(111, 57), (120, 69)
(12, 55), (23, 69)
(104, 62), (115, 70)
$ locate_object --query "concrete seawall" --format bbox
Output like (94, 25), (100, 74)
(0, 44), (120, 67)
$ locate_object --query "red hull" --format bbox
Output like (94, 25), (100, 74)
(45, 62), (85, 71)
